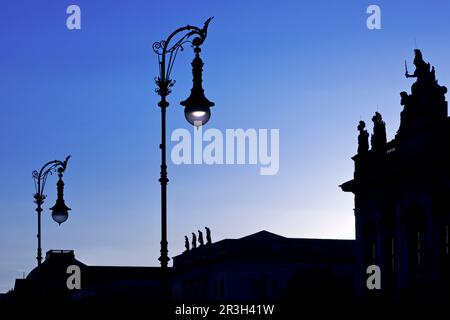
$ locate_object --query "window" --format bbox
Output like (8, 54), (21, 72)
(417, 231), (421, 267)
(219, 279), (225, 299)
(446, 225), (449, 256)
(372, 242), (376, 264)
(213, 282), (217, 299)
(391, 238), (395, 271)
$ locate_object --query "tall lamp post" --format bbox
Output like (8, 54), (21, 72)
(32, 156), (71, 266)
(152, 18), (214, 271)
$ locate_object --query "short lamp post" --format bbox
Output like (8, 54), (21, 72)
(32, 156), (71, 266)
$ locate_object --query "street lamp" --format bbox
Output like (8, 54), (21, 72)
(180, 38), (215, 127)
(32, 156), (71, 266)
(152, 18), (214, 270)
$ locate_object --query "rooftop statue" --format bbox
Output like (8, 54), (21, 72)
(357, 121), (369, 154)
(205, 227), (212, 244)
(198, 230), (204, 246)
(405, 49), (432, 82)
(192, 232), (197, 249)
(371, 112), (387, 152)
(184, 235), (190, 252)
(398, 49), (448, 136)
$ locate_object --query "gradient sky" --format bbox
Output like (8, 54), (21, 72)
(1, 0), (450, 292)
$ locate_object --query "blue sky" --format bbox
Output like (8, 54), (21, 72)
(1, 0), (450, 292)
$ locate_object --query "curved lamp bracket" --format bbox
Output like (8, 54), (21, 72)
(153, 17), (213, 97)
(32, 155), (71, 205)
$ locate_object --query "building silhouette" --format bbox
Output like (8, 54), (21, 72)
(7, 232), (354, 304)
(341, 49), (450, 303)
(2, 50), (450, 310)
(171, 230), (354, 301)
(12, 250), (162, 303)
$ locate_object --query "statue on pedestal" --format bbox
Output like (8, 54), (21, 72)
(399, 49), (448, 136)
(184, 235), (190, 252)
(205, 227), (212, 244)
(198, 230), (204, 246)
(405, 49), (431, 82)
(192, 232), (197, 249)
(371, 112), (387, 152)
(357, 121), (369, 154)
